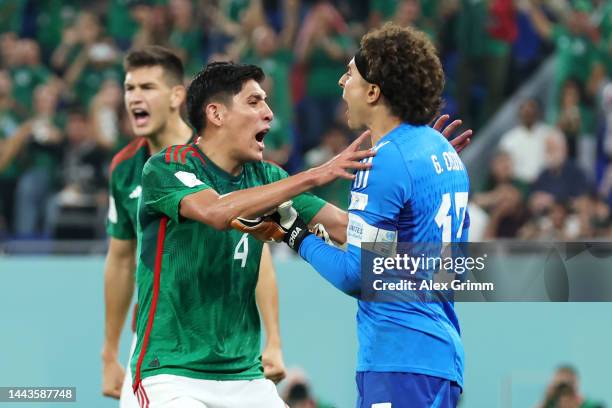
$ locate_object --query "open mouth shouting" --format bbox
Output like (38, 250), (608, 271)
(131, 107), (151, 127)
(255, 127), (269, 149)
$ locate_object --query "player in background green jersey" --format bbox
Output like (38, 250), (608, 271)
(102, 49), (286, 406)
(130, 61), (376, 407)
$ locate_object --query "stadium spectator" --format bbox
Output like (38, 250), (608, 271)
(10, 39), (50, 114)
(295, 2), (355, 152)
(89, 79), (127, 153)
(280, 368), (334, 408)
(167, 0), (204, 77)
(524, 0), (604, 116)
(9, 83), (64, 237)
(529, 129), (590, 212)
(43, 108), (108, 238)
(0, 70), (21, 236)
(233, 0), (300, 167)
(455, 0), (517, 127)
(499, 98), (553, 185)
(536, 365), (604, 408)
(305, 125), (353, 210)
(473, 151), (528, 238)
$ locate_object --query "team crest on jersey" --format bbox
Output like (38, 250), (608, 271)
(348, 192), (368, 211)
(174, 171), (204, 187)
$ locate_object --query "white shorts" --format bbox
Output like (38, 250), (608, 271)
(135, 374), (285, 408)
(120, 335), (139, 408)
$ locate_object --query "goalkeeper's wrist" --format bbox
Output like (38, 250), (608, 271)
(282, 217), (312, 252)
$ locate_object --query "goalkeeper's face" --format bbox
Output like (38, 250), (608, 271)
(338, 58), (369, 130)
(124, 66), (184, 137)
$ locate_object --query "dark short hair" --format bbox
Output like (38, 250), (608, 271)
(360, 23), (444, 125)
(123, 46), (184, 86)
(186, 61), (265, 133)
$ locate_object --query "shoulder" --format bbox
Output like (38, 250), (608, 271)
(162, 144), (205, 166)
(145, 144), (205, 170)
(109, 137), (149, 175)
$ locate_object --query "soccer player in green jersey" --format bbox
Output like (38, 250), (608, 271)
(102, 49), (286, 407)
(130, 61), (377, 407)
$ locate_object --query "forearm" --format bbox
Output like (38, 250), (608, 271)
(299, 235), (361, 297)
(310, 203), (348, 244)
(181, 171), (318, 230)
(256, 244), (281, 346)
(102, 246), (136, 360)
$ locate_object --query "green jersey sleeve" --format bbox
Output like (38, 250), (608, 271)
(263, 162), (327, 223)
(142, 152), (211, 223)
(106, 172), (136, 240)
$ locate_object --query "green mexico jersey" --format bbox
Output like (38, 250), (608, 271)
(106, 137), (150, 240)
(131, 143), (325, 384)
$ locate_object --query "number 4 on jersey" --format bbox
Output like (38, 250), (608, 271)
(435, 192), (468, 242)
(234, 233), (249, 267)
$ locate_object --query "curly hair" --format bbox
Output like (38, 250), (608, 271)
(187, 61), (264, 133)
(360, 23), (444, 125)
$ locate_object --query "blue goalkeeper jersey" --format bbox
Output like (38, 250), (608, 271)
(299, 123), (470, 386)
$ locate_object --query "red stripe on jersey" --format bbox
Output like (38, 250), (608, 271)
(136, 386), (143, 407)
(109, 137), (148, 175)
(165, 146), (172, 163)
(180, 146), (206, 165)
(173, 145), (180, 162)
(180, 146), (194, 163)
(142, 385), (150, 408)
(133, 216), (168, 392)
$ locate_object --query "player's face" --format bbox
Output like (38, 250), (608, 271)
(338, 59), (369, 130)
(223, 79), (273, 162)
(124, 66), (178, 138)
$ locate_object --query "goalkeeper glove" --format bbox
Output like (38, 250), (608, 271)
(230, 213), (286, 242)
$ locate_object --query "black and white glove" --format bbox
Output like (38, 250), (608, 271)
(276, 201), (312, 252)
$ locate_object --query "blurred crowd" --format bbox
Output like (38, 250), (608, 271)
(0, 0), (610, 241)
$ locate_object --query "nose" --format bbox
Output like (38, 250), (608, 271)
(262, 102), (273, 122)
(338, 73), (346, 89)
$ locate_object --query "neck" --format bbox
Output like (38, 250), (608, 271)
(367, 110), (402, 145)
(146, 114), (192, 155)
(197, 130), (243, 176)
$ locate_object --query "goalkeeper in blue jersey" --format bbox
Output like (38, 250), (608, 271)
(275, 23), (470, 407)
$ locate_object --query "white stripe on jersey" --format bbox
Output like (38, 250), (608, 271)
(352, 141), (390, 189)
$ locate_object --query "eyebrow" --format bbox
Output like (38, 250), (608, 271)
(248, 93), (267, 101)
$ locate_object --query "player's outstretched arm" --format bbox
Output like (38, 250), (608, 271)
(180, 131), (375, 230)
(309, 202), (349, 244)
(256, 244), (286, 384)
(102, 238), (136, 399)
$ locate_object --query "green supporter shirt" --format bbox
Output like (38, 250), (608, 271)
(75, 63), (124, 108)
(131, 143), (325, 383)
(306, 34), (354, 98)
(106, 137), (151, 240)
(10, 65), (50, 113)
(168, 27), (204, 77)
(551, 25), (600, 86)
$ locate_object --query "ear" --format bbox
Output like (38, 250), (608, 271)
(366, 84), (381, 104)
(169, 85), (186, 110)
(205, 102), (226, 127)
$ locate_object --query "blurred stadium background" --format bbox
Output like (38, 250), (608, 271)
(0, 0), (611, 407)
